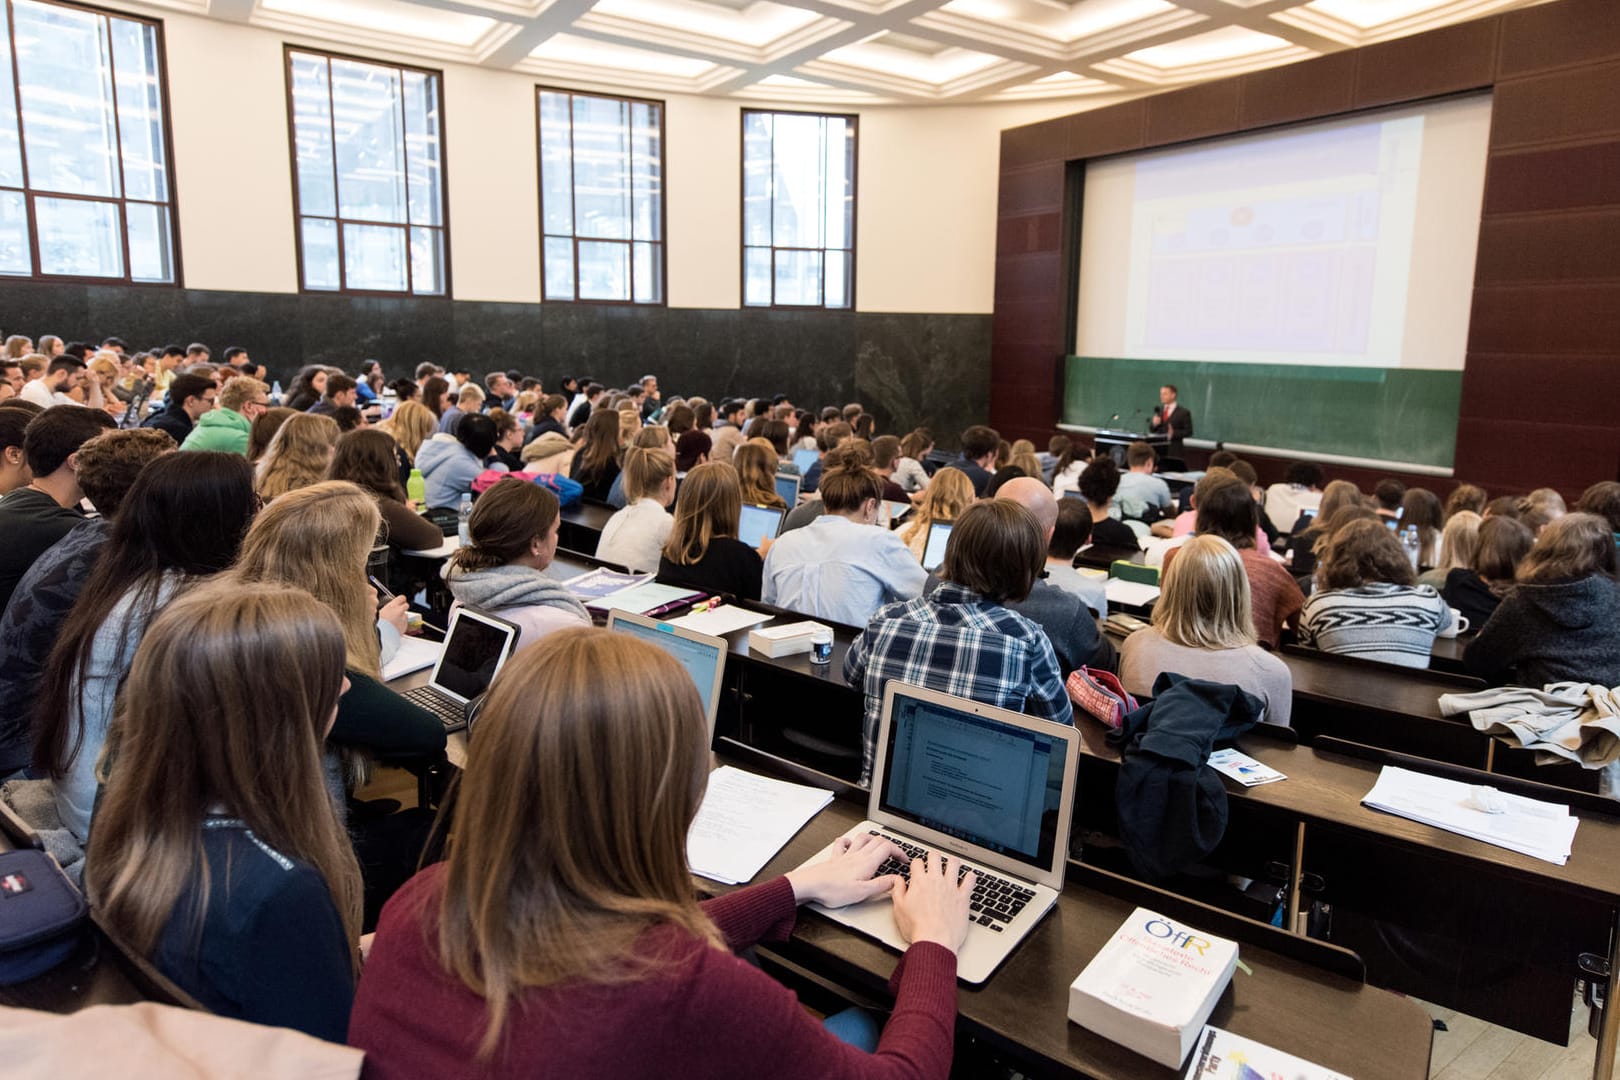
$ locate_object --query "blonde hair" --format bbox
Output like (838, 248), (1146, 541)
(901, 466), (974, 549)
(633, 426), (671, 450)
(86, 583), (362, 977)
(1153, 534), (1255, 650)
(457, 384), (486, 408)
(227, 481), (383, 675)
(618, 407), (642, 445)
(255, 412), (339, 500)
(733, 441), (784, 510)
(623, 446), (675, 503)
(437, 630), (721, 1058)
(218, 376), (268, 413)
(663, 462), (741, 566)
(1434, 510), (1482, 575)
(381, 399), (435, 463)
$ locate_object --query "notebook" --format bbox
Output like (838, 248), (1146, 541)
(739, 503), (786, 548)
(607, 610), (728, 739)
(921, 522), (953, 572)
(802, 681), (1079, 984)
(400, 607), (520, 732)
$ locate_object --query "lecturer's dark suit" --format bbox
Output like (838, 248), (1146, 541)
(1151, 403), (1193, 455)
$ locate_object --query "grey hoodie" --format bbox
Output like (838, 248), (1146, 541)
(1464, 575), (1620, 688)
(441, 562), (590, 623)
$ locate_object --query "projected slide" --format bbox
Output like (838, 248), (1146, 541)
(1075, 94), (1490, 371)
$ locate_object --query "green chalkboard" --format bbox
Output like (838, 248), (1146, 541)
(1063, 356), (1462, 469)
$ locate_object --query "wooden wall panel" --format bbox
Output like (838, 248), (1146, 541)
(1237, 51), (1357, 131)
(1458, 353), (1620, 427)
(1145, 79), (1242, 146)
(1473, 209), (1620, 285)
(1351, 17), (1498, 108)
(1489, 60), (1620, 149)
(1467, 284), (1620, 355)
(1482, 140), (1620, 216)
(1061, 99), (1148, 160)
(1496, 0), (1620, 78)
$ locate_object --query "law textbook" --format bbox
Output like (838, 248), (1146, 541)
(1184, 1025), (1351, 1080)
(1069, 907), (1239, 1067)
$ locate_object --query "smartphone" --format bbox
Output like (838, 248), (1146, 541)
(368, 574), (395, 603)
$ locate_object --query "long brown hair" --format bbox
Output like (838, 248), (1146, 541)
(1318, 518), (1417, 590)
(733, 441), (784, 509)
(450, 478), (559, 574)
(421, 375), (451, 417)
(329, 428), (406, 502)
(663, 461), (741, 566)
(247, 406), (297, 463)
(256, 412), (339, 500)
(573, 409), (622, 480)
(227, 481), (383, 675)
(1516, 513), (1617, 585)
(86, 583), (362, 974)
(437, 630), (721, 1057)
(1474, 515), (1533, 591)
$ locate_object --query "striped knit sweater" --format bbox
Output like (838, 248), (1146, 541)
(1299, 581), (1454, 669)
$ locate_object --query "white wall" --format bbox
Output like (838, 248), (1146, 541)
(127, 5), (1085, 313)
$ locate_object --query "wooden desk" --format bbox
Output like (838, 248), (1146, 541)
(558, 502), (614, 556)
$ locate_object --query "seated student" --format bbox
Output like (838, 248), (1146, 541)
(0, 429), (172, 776)
(1300, 518), (1453, 668)
(898, 466), (974, 560)
(418, 413), (503, 510)
(1045, 496), (1107, 617)
(952, 424), (999, 496)
(893, 429), (932, 494)
(308, 374), (360, 419)
(1576, 480), (1620, 537)
(1119, 535), (1293, 726)
(1442, 514), (1531, 629)
(181, 375), (268, 455)
(443, 478), (590, 643)
(780, 441), (876, 535)
(247, 405), (296, 464)
(1163, 472), (1304, 650)
(1228, 460), (1280, 548)
(351, 629), (969, 1076)
(1263, 461), (1324, 535)
(799, 421), (850, 495)
(1076, 456), (1142, 551)
(1051, 437), (1089, 501)
(764, 462), (927, 626)
(142, 373), (215, 445)
(327, 429), (443, 554)
(1400, 487), (1444, 569)
(281, 364), (330, 412)
(256, 411), (340, 500)
(34, 453), (257, 841)
(0, 405), (117, 612)
(847, 501), (1070, 781)
(1007, 440), (1042, 481)
(1114, 441), (1172, 521)
(675, 429), (711, 475)
(1287, 478), (1362, 580)
(1444, 483), (1488, 520)
(1418, 510), (1481, 589)
(607, 426), (673, 509)
(735, 440), (788, 510)
(1464, 513), (1620, 687)
(570, 409), (623, 503)
(486, 408), (525, 472)
(990, 478), (1116, 674)
(657, 461), (764, 601)
(87, 584), (362, 1042)
(869, 435), (910, 504)
(597, 447), (677, 573)
(1372, 478), (1405, 522)
(0, 399), (43, 497)
(1517, 487), (1567, 535)
(436, 383), (484, 435)
(528, 393), (569, 440)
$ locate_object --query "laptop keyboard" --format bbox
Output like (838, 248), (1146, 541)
(402, 686), (466, 730)
(867, 830), (1035, 932)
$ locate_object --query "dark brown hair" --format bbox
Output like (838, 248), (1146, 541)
(1576, 481), (1620, 533)
(941, 500), (1044, 604)
(1474, 515), (1534, 586)
(1516, 513), (1616, 585)
(75, 429), (176, 518)
(1193, 472), (1258, 550)
(1445, 483), (1488, 520)
(819, 463), (884, 514)
(328, 428), (406, 502)
(1318, 518), (1416, 590)
(450, 478), (560, 573)
(421, 375), (451, 417)
(247, 406), (297, 463)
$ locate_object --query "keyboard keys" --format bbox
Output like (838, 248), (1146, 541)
(862, 831), (1031, 922)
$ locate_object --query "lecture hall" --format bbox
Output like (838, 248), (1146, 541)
(0, 0), (1617, 1077)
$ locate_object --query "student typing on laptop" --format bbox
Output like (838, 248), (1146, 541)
(352, 628), (975, 1078)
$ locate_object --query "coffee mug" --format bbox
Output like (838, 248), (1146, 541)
(1437, 608), (1470, 638)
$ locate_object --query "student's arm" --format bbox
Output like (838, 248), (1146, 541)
(236, 865), (356, 1044)
(1278, 571), (1306, 635)
(331, 672), (447, 757)
(843, 629), (870, 687)
(1025, 636), (1073, 725)
(380, 498), (443, 551)
(882, 538), (929, 601)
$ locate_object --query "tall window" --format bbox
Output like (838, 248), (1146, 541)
(537, 88), (663, 304)
(286, 48), (447, 296)
(0, 0), (178, 283)
(742, 110), (855, 309)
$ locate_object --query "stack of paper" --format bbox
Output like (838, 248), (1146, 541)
(687, 766), (834, 885)
(668, 605), (774, 636)
(1184, 1026), (1350, 1080)
(1106, 579), (1161, 608)
(1361, 765), (1579, 865)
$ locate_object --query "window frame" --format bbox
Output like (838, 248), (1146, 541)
(0, 0), (184, 287)
(739, 107), (858, 311)
(535, 85), (667, 307)
(281, 44), (452, 298)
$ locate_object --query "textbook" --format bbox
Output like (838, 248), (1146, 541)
(1069, 907), (1239, 1068)
(1184, 1025), (1350, 1080)
(748, 621), (829, 658)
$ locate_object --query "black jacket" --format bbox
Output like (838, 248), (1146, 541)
(142, 407), (193, 445)
(1441, 568), (1503, 631)
(1107, 672), (1263, 880)
(1151, 403), (1193, 441)
(1464, 575), (1620, 687)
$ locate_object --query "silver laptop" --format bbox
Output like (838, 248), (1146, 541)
(606, 610), (728, 742)
(803, 681), (1078, 984)
(921, 522), (952, 572)
(401, 607), (520, 732)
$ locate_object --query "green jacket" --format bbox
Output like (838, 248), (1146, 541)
(180, 407), (251, 455)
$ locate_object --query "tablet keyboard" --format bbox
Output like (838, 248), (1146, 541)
(867, 830), (1035, 931)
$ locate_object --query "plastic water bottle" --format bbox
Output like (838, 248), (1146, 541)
(1400, 524), (1420, 570)
(270, 380), (283, 406)
(406, 467), (425, 506)
(457, 493), (473, 547)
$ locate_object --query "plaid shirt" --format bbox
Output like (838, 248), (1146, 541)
(843, 581), (1071, 783)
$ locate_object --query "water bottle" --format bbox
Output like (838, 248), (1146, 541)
(406, 467), (425, 506)
(270, 380), (283, 406)
(1400, 524), (1420, 570)
(457, 493), (473, 547)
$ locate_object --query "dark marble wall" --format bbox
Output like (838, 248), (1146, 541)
(0, 281), (991, 449)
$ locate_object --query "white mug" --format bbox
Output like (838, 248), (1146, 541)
(1437, 608), (1470, 638)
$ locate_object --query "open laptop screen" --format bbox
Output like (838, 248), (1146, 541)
(738, 504), (784, 548)
(792, 448), (820, 474)
(607, 612), (726, 732)
(877, 691), (1070, 875)
(775, 473), (800, 508)
(433, 610), (516, 702)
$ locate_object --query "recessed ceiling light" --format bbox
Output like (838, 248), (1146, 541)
(529, 32), (720, 77)
(259, 0), (501, 47)
(937, 0), (1175, 44)
(1122, 24), (1293, 67)
(819, 32), (1003, 82)
(1301, 0), (1453, 29)
(590, 0), (823, 48)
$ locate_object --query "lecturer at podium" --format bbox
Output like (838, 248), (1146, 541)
(1149, 384), (1192, 453)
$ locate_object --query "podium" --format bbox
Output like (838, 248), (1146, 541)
(1094, 428), (1170, 465)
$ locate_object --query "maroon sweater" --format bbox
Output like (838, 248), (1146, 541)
(348, 865), (958, 1079)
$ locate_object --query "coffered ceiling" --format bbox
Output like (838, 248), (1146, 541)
(138, 0), (1555, 104)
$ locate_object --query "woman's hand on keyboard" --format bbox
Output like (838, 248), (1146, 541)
(786, 833), (906, 909)
(892, 851), (975, 954)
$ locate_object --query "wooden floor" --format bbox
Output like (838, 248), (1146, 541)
(1427, 996), (1608, 1080)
